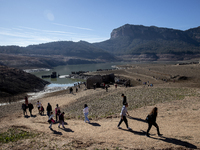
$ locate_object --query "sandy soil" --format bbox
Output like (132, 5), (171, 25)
(1, 63), (200, 150)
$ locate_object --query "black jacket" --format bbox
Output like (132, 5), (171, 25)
(28, 103), (34, 110)
(46, 104), (52, 112)
(147, 112), (157, 123)
(59, 114), (64, 121)
(123, 96), (127, 105)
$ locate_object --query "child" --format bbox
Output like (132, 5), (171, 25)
(58, 112), (65, 128)
(40, 105), (44, 115)
(48, 111), (55, 130)
(22, 103), (27, 116)
(83, 104), (90, 123)
(36, 101), (41, 114)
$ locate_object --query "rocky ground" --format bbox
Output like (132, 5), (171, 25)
(1, 63), (200, 149)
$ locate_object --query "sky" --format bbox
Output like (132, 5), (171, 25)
(0, 0), (200, 47)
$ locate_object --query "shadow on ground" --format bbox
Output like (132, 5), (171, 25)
(150, 136), (197, 149)
(89, 122), (101, 126)
(50, 128), (63, 135)
(127, 116), (147, 123)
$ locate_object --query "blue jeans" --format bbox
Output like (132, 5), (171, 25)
(84, 112), (90, 122)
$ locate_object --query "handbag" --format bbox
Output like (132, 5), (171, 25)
(146, 114), (152, 122)
(145, 115), (149, 122)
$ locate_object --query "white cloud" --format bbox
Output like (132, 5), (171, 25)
(44, 10), (55, 21)
(0, 25), (107, 46)
(52, 23), (93, 31)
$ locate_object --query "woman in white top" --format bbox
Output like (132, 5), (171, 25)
(83, 104), (90, 123)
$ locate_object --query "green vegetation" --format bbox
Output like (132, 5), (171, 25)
(63, 87), (197, 120)
(0, 128), (38, 143)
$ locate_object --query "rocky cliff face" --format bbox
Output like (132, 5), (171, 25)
(94, 24), (200, 56)
(0, 65), (49, 100)
(110, 24), (198, 44)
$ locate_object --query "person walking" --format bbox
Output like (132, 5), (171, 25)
(83, 104), (90, 123)
(46, 103), (52, 117)
(55, 104), (61, 122)
(105, 85), (108, 92)
(146, 107), (162, 137)
(58, 112), (65, 128)
(28, 103), (34, 116)
(22, 103), (27, 116)
(48, 111), (55, 130)
(121, 94), (127, 105)
(25, 96), (28, 107)
(36, 101), (41, 114)
(117, 103), (131, 130)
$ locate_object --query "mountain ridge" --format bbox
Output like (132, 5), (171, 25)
(1, 24), (200, 68)
(94, 24), (200, 55)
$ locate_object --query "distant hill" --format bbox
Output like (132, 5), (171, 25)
(94, 24), (200, 56)
(25, 41), (115, 60)
(0, 65), (49, 102)
(0, 41), (116, 69)
(0, 41), (116, 60)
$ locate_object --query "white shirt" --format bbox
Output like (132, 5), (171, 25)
(49, 114), (54, 120)
(36, 102), (41, 108)
(83, 107), (89, 114)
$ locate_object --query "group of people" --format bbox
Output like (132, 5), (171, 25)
(21, 97), (66, 130)
(48, 104), (65, 130)
(117, 93), (162, 137)
(21, 96), (34, 116)
(22, 93), (161, 137)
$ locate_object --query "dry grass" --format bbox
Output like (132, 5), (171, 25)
(63, 87), (198, 120)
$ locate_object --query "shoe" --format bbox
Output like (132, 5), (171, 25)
(158, 134), (163, 137)
(127, 127), (131, 130)
(145, 134), (150, 137)
(118, 126), (122, 129)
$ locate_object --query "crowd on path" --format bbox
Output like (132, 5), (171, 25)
(21, 92), (162, 138)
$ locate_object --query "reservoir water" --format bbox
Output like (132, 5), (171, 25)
(30, 62), (139, 85)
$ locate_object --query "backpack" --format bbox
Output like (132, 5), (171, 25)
(57, 109), (61, 114)
(145, 114), (152, 122)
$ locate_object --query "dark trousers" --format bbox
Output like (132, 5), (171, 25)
(147, 122), (160, 135)
(56, 114), (60, 121)
(23, 109), (27, 116)
(29, 109), (32, 116)
(118, 116), (129, 128)
(47, 111), (50, 117)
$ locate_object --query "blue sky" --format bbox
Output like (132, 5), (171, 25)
(0, 0), (200, 46)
